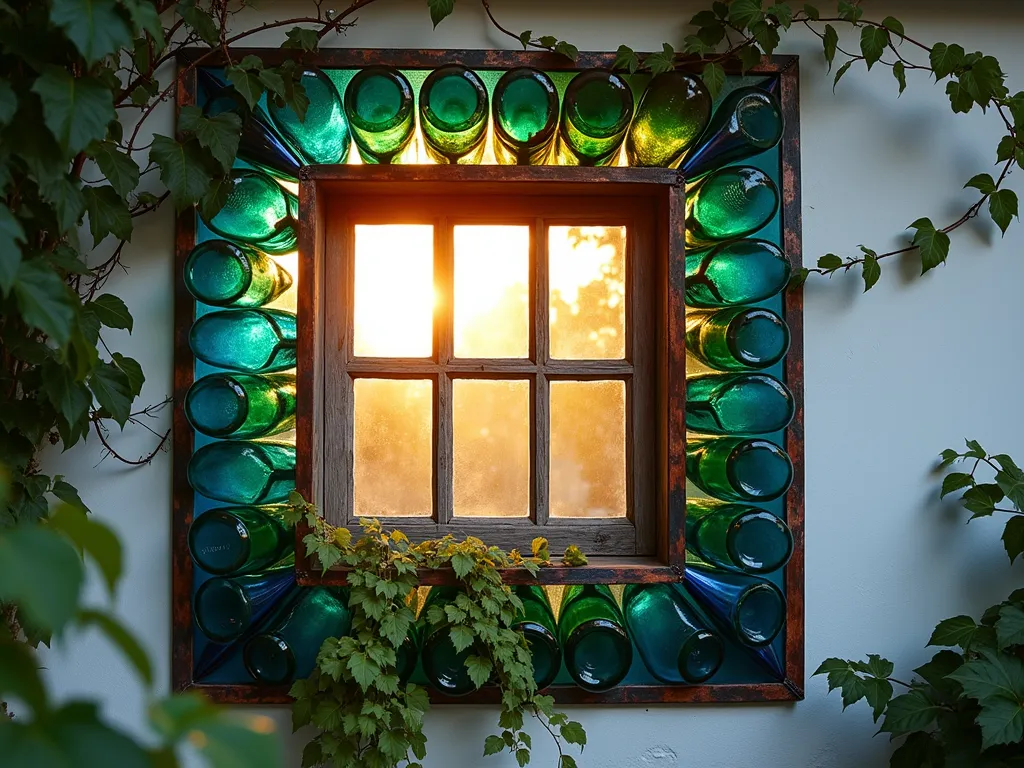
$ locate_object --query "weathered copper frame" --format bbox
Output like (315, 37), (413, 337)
(172, 48), (803, 706)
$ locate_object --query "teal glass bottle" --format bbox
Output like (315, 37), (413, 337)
(622, 584), (724, 684)
(188, 505), (294, 576)
(683, 563), (786, 647)
(625, 72), (712, 167)
(188, 441), (296, 505)
(184, 240), (293, 309)
(686, 373), (795, 435)
(203, 170), (299, 255)
(558, 585), (632, 692)
(491, 68), (559, 165)
(685, 166), (779, 248)
(686, 437), (793, 503)
(193, 571), (296, 643)
(513, 586), (561, 690)
(268, 68), (350, 165)
(189, 308), (297, 373)
(686, 499), (793, 574)
(686, 307), (790, 371)
(418, 65), (489, 164)
(681, 86), (784, 180)
(344, 66), (415, 164)
(185, 372), (297, 440)
(420, 587), (476, 696)
(555, 69), (634, 166)
(685, 239), (791, 308)
(396, 624), (421, 685)
(243, 587), (352, 683)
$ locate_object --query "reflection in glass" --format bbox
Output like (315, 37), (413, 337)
(453, 379), (529, 517)
(354, 379), (432, 517)
(354, 225), (434, 357)
(454, 226), (529, 358)
(549, 226), (626, 360)
(550, 380), (626, 518)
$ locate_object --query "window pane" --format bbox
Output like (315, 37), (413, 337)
(354, 378), (432, 517)
(453, 379), (530, 517)
(550, 380), (626, 518)
(453, 225), (530, 358)
(549, 226), (626, 360)
(354, 225), (433, 357)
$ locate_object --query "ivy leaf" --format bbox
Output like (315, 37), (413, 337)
(989, 189), (1018, 235)
(644, 43), (676, 75)
(960, 55), (1007, 109)
(0, 203), (26, 295)
(562, 545), (588, 567)
(178, 0), (219, 46)
(84, 185), (132, 245)
(750, 20), (780, 55)
(833, 60), (854, 92)
(554, 41), (579, 62)
(996, 604), (1024, 650)
(0, 636), (47, 715)
(90, 141), (140, 198)
(977, 696), (1024, 749)
(40, 363), (91, 426)
(560, 720), (586, 747)
(909, 217), (951, 273)
(961, 483), (1004, 519)
(427, 0), (454, 28)
(449, 624), (475, 653)
(451, 551), (475, 579)
(559, 757), (578, 768)
(929, 615), (984, 649)
(537, 36), (557, 49)
(881, 16), (905, 38)
(346, 652), (379, 690)
(483, 735), (506, 756)
(802, 4), (819, 20)
(913, 650), (964, 697)
(941, 472), (975, 498)
(997, 135), (1016, 163)
(515, 750), (530, 768)
(860, 26), (888, 70)
(947, 80), (975, 114)
(816, 254), (842, 270)
(50, 0), (132, 65)
(150, 135), (213, 211)
(32, 67), (115, 154)
(14, 259), (76, 346)
(282, 27), (319, 52)
(837, 0), (862, 22)
(0, 78), (17, 125)
(728, 0), (764, 29)
(948, 648), (1024, 703)
(965, 173), (997, 194)
(193, 111), (241, 173)
(892, 61), (907, 95)
(878, 689), (943, 736)
(737, 44), (762, 74)
(613, 44), (640, 74)
(822, 24), (838, 70)
(701, 62), (726, 99)
(861, 254), (880, 291)
(517, 30), (532, 50)
(87, 294), (133, 332)
(1003, 516), (1024, 564)
(0, 525), (83, 633)
(89, 361), (133, 427)
(996, 461), (1024, 510)
(965, 438), (986, 458)
(50, 505), (122, 595)
(766, 4), (793, 28)
(861, 676), (894, 722)
(464, 655), (492, 688)
(224, 66), (264, 109)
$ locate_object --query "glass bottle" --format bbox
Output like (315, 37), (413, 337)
(193, 570), (296, 643)
(686, 373), (795, 435)
(188, 505), (294, 576)
(686, 499), (793, 574)
(188, 441), (296, 505)
(555, 69), (634, 167)
(184, 240), (293, 309)
(243, 586), (352, 683)
(396, 624), (421, 685)
(491, 68), (559, 165)
(344, 66), (415, 164)
(202, 169), (299, 255)
(418, 65), (489, 164)
(420, 587), (476, 696)
(513, 586), (561, 690)
(558, 585), (632, 692)
(682, 563), (786, 647)
(622, 584), (724, 684)
(686, 306), (790, 371)
(185, 372), (297, 440)
(625, 71), (712, 167)
(198, 69), (304, 183)
(686, 436), (793, 503)
(268, 68), (350, 165)
(685, 166), (779, 248)
(685, 239), (791, 308)
(189, 308), (297, 373)
(681, 86), (784, 180)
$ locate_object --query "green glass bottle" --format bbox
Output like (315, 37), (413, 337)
(555, 69), (634, 167)
(344, 66), (415, 164)
(184, 240), (293, 309)
(685, 166), (779, 248)
(193, 571), (296, 643)
(188, 505), (294, 576)
(419, 65), (489, 164)
(622, 584), (724, 684)
(243, 587), (352, 683)
(189, 308), (297, 373)
(203, 170), (298, 255)
(188, 441), (296, 505)
(686, 307), (790, 371)
(686, 437), (793, 503)
(686, 499), (793, 574)
(681, 86), (784, 180)
(683, 563), (786, 647)
(685, 239), (791, 308)
(491, 68), (559, 165)
(558, 585), (632, 692)
(513, 586), (561, 690)
(420, 587), (476, 696)
(185, 372), (297, 440)
(268, 68), (350, 165)
(625, 72), (712, 167)
(686, 373), (794, 435)
(395, 624), (421, 685)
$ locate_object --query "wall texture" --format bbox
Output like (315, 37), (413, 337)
(38, 1), (1024, 766)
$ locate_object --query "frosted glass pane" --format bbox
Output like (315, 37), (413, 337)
(454, 226), (530, 358)
(354, 379), (432, 517)
(550, 380), (626, 518)
(549, 226), (626, 360)
(453, 379), (530, 517)
(354, 225), (433, 357)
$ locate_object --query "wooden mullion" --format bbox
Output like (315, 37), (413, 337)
(533, 217), (550, 527)
(435, 219), (454, 524)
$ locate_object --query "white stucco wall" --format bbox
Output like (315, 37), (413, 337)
(38, 1), (1024, 765)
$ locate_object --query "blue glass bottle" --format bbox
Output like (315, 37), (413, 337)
(189, 308), (297, 373)
(558, 585), (632, 692)
(685, 373), (795, 435)
(268, 68), (350, 165)
(185, 372), (297, 439)
(686, 307), (790, 371)
(682, 563), (786, 647)
(184, 240), (293, 309)
(193, 570), (296, 643)
(686, 499), (793, 574)
(686, 436), (793, 503)
(685, 239), (791, 308)
(188, 441), (296, 505)
(203, 170), (299, 255)
(188, 505), (294, 576)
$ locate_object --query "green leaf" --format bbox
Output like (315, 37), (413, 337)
(515, 749), (530, 768)
(84, 185), (132, 245)
(51, 480), (88, 512)
(881, 16), (904, 38)
(50, 0), (132, 65)
(862, 676), (894, 722)
(283, 27), (319, 52)
(701, 62), (726, 99)
(977, 696), (1024, 749)
(766, 4), (792, 28)
(451, 551), (475, 579)
(483, 734), (506, 756)
(837, 0), (862, 22)
(50, 504), (123, 594)
(427, 0), (454, 27)
(613, 44), (640, 74)
(996, 604), (1024, 650)
(965, 173), (997, 194)
(90, 361), (133, 427)
(833, 60), (854, 91)
(728, 0), (764, 29)
(892, 61), (907, 94)
(947, 79), (974, 114)
(87, 294), (133, 332)
(123, 0), (166, 48)
(224, 66), (264, 110)
(822, 24), (838, 70)
(178, 0), (219, 46)
(449, 623), (475, 653)
(15, 259), (76, 346)
(961, 483), (1004, 519)
(960, 55), (1006, 108)
(949, 648), (1024, 703)
(737, 45), (762, 74)
(750, 20), (780, 55)
(803, 4), (819, 21)
(644, 43), (676, 75)
(0, 525), (83, 633)
(1002, 515), (1024, 564)
(930, 615), (983, 649)
(996, 462), (1024, 510)
(909, 217), (951, 273)
(0, 637), (46, 713)
(464, 655), (492, 688)
(0, 78), (16, 125)
(554, 41), (579, 62)
(77, 609), (152, 684)
(32, 67), (116, 154)
(150, 135), (213, 210)
(0, 203), (26, 295)
(90, 141), (141, 198)
(941, 472), (974, 498)
(997, 135), (1016, 163)
(560, 720), (586, 746)
(346, 652), (379, 690)
(879, 689), (943, 736)
(559, 757), (578, 768)
(859, 254), (880, 291)
(537, 36), (557, 49)
(860, 26), (888, 70)
(913, 649), (964, 697)
(989, 189), (1018, 235)
(889, 732), (944, 768)
(517, 30), (532, 51)
(965, 438), (986, 458)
